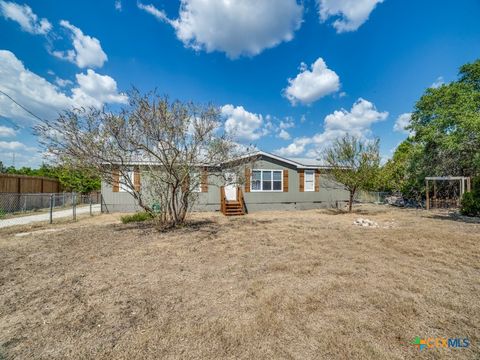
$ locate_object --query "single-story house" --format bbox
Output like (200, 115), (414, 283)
(101, 151), (349, 215)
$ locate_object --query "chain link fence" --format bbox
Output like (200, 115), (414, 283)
(0, 192), (101, 228)
(354, 190), (391, 204)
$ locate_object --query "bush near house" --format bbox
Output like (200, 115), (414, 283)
(460, 192), (479, 216)
(120, 212), (153, 224)
(460, 177), (480, 216)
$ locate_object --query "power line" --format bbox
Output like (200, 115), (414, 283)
(0, 89), (47, 123)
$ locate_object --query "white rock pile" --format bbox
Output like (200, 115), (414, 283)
(353, 218), (379, 228)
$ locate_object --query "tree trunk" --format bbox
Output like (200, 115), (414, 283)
(349, 190), (354, 212)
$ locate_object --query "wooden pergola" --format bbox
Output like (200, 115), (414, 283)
(425, 176), (471, 210)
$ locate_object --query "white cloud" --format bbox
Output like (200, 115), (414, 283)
(393, 112), (412, 134)
(137, 3), (172, 24)
(221, 105), (268, 141)
(138, 0), (303, 58)
(72, 69), (128, 108)
(0, 50), (127, 124)
(1, 149), (43, 167)
(317, 0), (383, 33)
(0, 140), (29, 150)
(54, 77), (73, 88)
(284, 58), (340, 105)
(322, 98), (388, 135)
(275, 98), (388, 156)
(0, 125), (17, 137)
(276, 137), (311, 156)
(115, 0), (122, 11)
(431, 76), (444, 89)
(279, 117), (295, 130)
(0, 1), (51, 35)
(52, 20), (108, 68)
(278, 129), (291, 140)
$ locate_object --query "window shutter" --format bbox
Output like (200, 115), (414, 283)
(283, 170), (288, 192)
(315, 170), (320, 192)
(134, 168), (141, 192)
(245, 168), (251, 193)
(299, 169), (304, 192)
(201, 168), (208, 192)
(112, 168), (119, 192)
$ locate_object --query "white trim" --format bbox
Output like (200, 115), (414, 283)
(231, 151), (334, 169)
(105, 150), (335, 169)
(425, 176), (469, 180)
(119, 170), (134, 192)
(250, 169), (283, 192)
(224, 171), (237, 200)
(304, 169), (315, 192)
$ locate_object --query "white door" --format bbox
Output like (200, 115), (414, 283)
(224, 172), (237, 201)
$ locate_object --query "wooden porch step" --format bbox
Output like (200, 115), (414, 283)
(224, 202), (245, 216)
(225, 212), (244, 216)
(220, 186), (246, 216)
(225, 207), (243, 212)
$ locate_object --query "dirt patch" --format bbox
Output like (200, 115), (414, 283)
(0, 205), (478, 359)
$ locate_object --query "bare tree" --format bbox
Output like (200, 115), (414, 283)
(35, 90), (252, 228)
(323, 134), (380, 212)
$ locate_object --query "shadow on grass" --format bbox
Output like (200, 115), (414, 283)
(113, 218), (221, 236)
(429, 212), (480, 224)
(231, 218), (275, 226)
(321, 207), (387, 216)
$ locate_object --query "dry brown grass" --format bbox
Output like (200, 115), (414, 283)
(0, 205), (479, 359)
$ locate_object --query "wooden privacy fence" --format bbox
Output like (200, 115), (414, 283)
(0, 174), (61, 193)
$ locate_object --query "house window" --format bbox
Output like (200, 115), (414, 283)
(304, 170), (315, 192)
(119, 171), (134, 192)
(252, 170), (262, 191)
(251, 170), (283, 192)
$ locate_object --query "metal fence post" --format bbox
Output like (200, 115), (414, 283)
(72, 193), (77, 221)
(89, 195), (93, 216)
(49, 194), (53, 224)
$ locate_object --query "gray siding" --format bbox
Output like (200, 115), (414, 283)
(240, 158), (349, 212)
(101, 182), (141, 213)
(101, 155), (349, 213)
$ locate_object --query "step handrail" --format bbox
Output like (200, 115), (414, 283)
(237, 186), (247, 214)
(220, 186), (226, 215)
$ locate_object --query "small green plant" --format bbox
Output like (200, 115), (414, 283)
(460, 192), (480, 217)
(0, 208), (6, 220)
(120, 212), (153, 224)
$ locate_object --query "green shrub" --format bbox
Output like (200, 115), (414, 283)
(120, 212), (153, 224)
(460, 191), (480, 217)
(0, 208), (5, 219)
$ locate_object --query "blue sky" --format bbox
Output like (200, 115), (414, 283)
(0, 0), (479, 167)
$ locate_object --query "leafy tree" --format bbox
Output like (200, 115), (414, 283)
(53, 167), (100, 193)
(324, 134), (381, 212)
(3, 163), (100, 193)
(409, 59), (480, 178)
(381, 59), (480, 199)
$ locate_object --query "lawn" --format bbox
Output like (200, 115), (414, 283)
(0, 205), (479, 359)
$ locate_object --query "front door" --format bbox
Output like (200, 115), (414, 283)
(224, 172), (237, 201)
